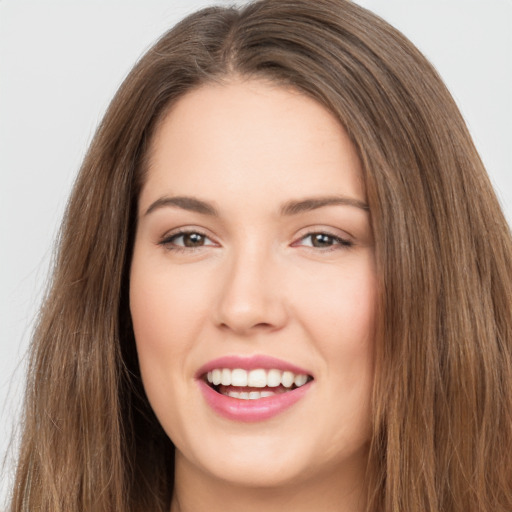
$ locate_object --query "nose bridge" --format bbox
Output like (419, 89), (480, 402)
(214, 238), (287, 334)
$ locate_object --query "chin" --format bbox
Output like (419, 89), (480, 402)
(184, 450), (313, 489)
(173, 423), (370, 491)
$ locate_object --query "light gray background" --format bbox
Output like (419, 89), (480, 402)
(1, 0), (511, 506)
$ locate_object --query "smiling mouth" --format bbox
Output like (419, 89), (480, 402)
(204, 368), (313, 400)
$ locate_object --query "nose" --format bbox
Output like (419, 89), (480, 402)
(213, 246), (288, 336)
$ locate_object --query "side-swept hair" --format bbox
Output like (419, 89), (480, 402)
(10, 1), (512, 511)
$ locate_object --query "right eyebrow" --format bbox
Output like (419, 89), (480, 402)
(144, 196), (219, 217)
(280, 195), (369, 215)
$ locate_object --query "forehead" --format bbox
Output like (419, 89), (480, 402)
(140, 79), (365, 211)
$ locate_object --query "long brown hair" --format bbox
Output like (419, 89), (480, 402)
(9, 1), (512, 511)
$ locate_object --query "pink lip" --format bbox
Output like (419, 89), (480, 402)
(198, 380), (313, 422)
(196, 355), (314, 422)
(195, 354), (312, 377)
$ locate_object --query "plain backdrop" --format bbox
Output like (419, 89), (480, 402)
(1, 0), (511, 506)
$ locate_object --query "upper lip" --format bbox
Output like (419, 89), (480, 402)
(195, 354), (313, 379)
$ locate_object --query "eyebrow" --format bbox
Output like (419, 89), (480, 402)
(144, 194), (369, 217)
(280, 196), (369, 215)
(144, 196), (219, 217)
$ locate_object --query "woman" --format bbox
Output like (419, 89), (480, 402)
(9, 1), (512, 511)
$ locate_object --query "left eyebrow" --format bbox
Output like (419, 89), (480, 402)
(280, 196), (369, 215)
(144, 196), (219, 217)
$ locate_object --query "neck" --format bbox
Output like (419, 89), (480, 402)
(170, 450), (368, 512)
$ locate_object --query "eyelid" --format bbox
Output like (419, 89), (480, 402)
(158, 227), (220, 251)
(157, 225), (355, 252)
(291, 227), (354, 250)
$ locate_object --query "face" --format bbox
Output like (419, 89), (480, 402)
(130, 80), (376, 491)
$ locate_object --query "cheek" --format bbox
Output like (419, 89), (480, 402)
(129, 254), (193, 412)
(288, 259), (376, 461)
(129, 256), (209, 357)
(128, 251), (220, 426)
(130, 276), (178, 360)
(297, 256), (376, 351)
(129, 259), (203, 439)
(296, 257), (376, 407)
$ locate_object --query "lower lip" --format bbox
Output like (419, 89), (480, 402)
(198, 380), (312, 422)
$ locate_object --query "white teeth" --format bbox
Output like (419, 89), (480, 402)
(205, 368), (310, 390)
(212, 369), (221, 385)
(281, 371), (294, 388)
(221, 368), (231, 386)
(267, 369), (282, 387)
(231, 368), (248, 387)
(247, 369), (267, 387)
(226, 390), (277, 400)
(294, 374), (308, 387)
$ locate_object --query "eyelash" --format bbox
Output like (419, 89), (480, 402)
(159, 229), (214, 253)
(158, 229), (354, 253)
(293, 232), (354, 250)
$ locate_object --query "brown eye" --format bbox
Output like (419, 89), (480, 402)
(160, 231), (216, 250)
(311, 233), (336, 247)
(181, 232), (206, 247)
(296, 232), (353, 249)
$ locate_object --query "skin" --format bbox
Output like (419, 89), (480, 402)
(130, 79), (377, 512)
